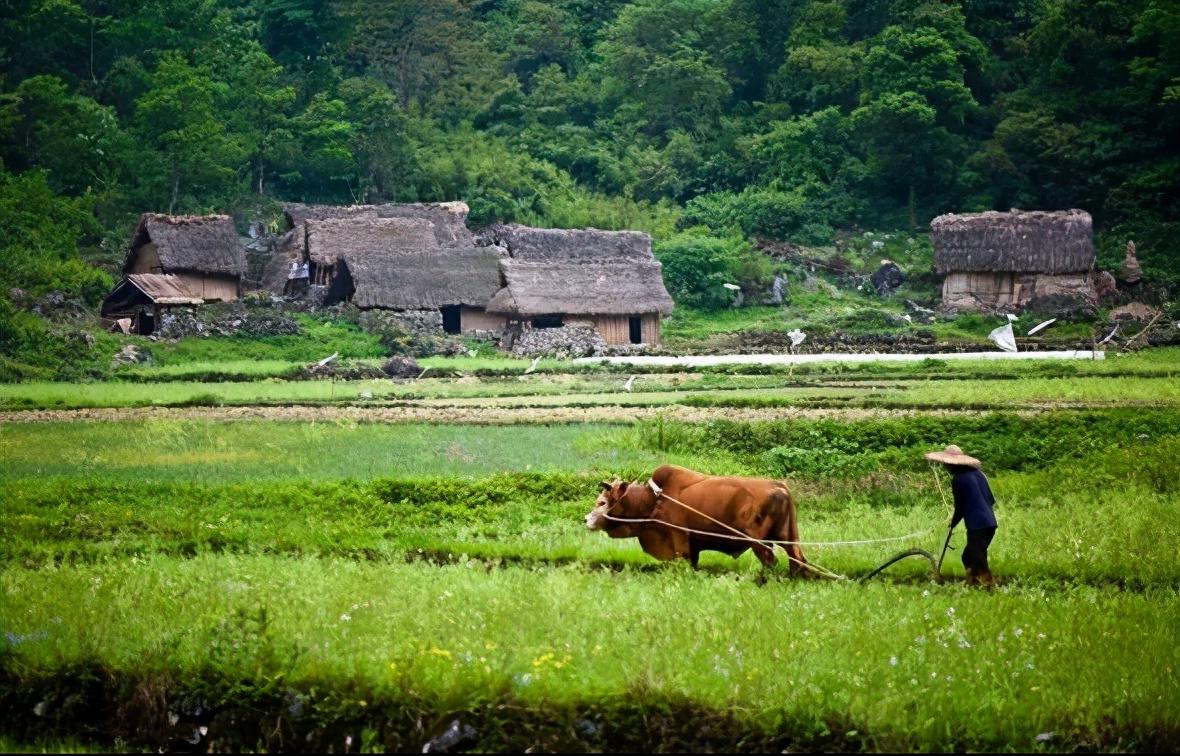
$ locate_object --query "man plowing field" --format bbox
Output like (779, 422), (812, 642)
(926, 444), (999, 587)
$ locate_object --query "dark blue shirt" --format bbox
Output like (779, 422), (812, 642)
(950, 468), (997, 530)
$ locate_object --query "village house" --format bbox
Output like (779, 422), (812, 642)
(481, 224), (674, 345)
(101, 214), (246, 334)
(260, 202), (674, 346)
(930, 209), (1097, 313)
(316, 216), (505, 334)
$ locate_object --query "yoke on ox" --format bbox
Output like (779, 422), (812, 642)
(585, 464), (808, 575)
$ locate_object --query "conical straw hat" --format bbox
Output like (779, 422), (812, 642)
(924, 444), (981, 468)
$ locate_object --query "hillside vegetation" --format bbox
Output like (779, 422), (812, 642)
(2, 0), (1179, 376)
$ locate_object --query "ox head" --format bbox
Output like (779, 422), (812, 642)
(585, 479), (627, 530)
(585, 478), (654, 531)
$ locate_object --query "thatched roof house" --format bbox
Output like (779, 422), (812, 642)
(481, 224), (674, 345)
(120, 214), (246, 303)
(283, 201), (473, 246)
(105, 214), (245, 333)
(280, 201), (476, 287)
(304, 207), (505, 334)
(930, 209), (1096, 313)
(329, 248), (502, 311)
(101, 273), (204, 334)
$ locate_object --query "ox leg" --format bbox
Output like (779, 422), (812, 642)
(752, 541), (777, 569)
(638, 527), (692, 564)
(781, 503), (808, 577)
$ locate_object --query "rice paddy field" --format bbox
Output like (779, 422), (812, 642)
(2, 349), (1179, 752)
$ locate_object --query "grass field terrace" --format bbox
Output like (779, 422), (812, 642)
(1, 350), (1179, 751)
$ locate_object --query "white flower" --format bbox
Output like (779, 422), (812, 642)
(889, 656), (898, 666)
(339, 613), (351, 622)
(1013, 628), (1024, 638)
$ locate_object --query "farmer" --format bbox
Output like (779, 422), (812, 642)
(925, 445), (997, 587)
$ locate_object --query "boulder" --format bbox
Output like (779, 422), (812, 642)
(871, 261), (905, 296)
(1109, 302), (1160, 322)
(1092, 270), (1118, 300)
(110, 344), (152, 369)
(381, 355), (422, 378)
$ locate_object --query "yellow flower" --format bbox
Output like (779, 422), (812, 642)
(428, 647), (453, 660)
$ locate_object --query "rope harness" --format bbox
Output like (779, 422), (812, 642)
(599, 468), (955, 582)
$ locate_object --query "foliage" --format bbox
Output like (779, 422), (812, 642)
(654, 231), (776, 310)
(2, 0), (1180, 377)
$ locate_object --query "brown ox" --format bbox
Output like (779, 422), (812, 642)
(584, 464), (807, 574)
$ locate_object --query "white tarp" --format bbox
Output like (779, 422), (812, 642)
(988, 323), (1018, 352)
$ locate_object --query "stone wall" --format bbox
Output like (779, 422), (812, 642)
(505, 323), (608, 359)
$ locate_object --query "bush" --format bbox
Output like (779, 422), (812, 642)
(655, 231), (777, 311)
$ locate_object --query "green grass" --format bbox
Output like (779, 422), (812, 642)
(2, 398), (1179, 750)
(0, 421), (683, 482)
(4, 349), (1179, 410)
(2, 556), (1176, 751)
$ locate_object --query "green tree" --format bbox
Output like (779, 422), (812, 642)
(133, 53), (245, 212)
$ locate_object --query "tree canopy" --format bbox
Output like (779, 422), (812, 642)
(1, 0), (1177, 290)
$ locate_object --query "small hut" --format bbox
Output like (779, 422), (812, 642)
(100, 274), (204, 334)
(481, 225), (674, 345)
(279, 201), (477, 287)
(314, 214), (505, 334)
(327, 249), (503, 333)
(930, 209), (1096, 312)
(119, 214), (246, 301)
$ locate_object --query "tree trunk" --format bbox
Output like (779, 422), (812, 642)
(908, 183), (917, 233)
(169, 171), (180, 214)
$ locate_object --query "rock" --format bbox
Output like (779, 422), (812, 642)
(8, 287), (26, 302)
(1092, 270), (1118, 300)
(110, 344), (152, 368)
(1120, 241), (1142, 284)
(904, 299), (937, 324)
(1024, 292), (1097, 318)
(1110, 302), (1160, 322)
(422, 715), (477, 753)
(381, 355), (422, 378)
(871, 261), (905, 296)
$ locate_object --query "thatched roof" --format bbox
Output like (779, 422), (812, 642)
(931, 209), (1094, 274)
(124, 214), (246, 276)
(487, 260), (674, 316)
(478, 223), (653, 263)
(305, 217), (440, 266)
(283, 201), (473, 246)
(332, 248), (502, 309)
(282, 203), (375, 228)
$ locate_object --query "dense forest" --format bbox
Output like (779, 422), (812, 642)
(2, 0), (1178, 313)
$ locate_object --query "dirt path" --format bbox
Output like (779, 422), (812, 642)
(0, 404), (995, 425)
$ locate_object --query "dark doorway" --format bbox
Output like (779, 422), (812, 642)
(531, 314), (564, 329)
(136, 308), (155, 336)
(441, 305), (461, 334)
(629, 315), (642, 344)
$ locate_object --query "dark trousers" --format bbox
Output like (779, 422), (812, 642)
(962, 526), (996, 579)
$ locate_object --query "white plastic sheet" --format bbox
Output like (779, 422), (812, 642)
(988, 323), (1018, 352)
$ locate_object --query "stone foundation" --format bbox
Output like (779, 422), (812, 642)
(940, 271), (1097, 315)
